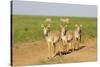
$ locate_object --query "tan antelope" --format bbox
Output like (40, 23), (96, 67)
(74, 24), (82, 50)
(60, 24), (74, 53)
(60, 17), (69, 24)
(41, 24), (61, 58)
(45, 18), (52, 22)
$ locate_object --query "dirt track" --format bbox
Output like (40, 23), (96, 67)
(12, 38), (97, 66)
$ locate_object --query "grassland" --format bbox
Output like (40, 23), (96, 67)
(12, 15), (97, 66)
(12, 15), (97, 44)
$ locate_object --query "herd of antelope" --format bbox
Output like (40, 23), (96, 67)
(41, 18), (82, 59)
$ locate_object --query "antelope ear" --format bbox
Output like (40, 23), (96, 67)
(75, 24), (78, 27)
(80, 24), (82, 27)
(41, 24), (44, 28)
(47, 24), (50, 28)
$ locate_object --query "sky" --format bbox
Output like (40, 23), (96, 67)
(12, 1), (97, 17)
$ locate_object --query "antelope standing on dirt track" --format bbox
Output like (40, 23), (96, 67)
(60, 24), (74, 53)
(74, 24), (82, 50)
(41, 24), (60, 59)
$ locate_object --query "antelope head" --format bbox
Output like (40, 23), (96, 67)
(60, 24), (67, 36)
(41, 24), (50, 36)
(75, 24), (82, 32)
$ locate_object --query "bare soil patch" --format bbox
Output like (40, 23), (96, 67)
(12, 38), (97, 66)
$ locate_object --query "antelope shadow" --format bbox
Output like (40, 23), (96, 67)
(55, 45), (86, 57)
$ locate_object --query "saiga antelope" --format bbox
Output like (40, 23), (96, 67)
(60, 17), (69, 24)
(41, 24), (61, 58)
(74, 24), (82, 50)
(60, 24), (74, 53)
(45, 18), (52, 22)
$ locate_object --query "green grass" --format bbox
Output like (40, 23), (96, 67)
(12, 15), (97, 44)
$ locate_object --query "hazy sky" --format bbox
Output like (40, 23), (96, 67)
(12, 1), (97, 17)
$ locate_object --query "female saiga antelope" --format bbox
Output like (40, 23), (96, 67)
(74, 24), (82, 50)
(41, 24), (60, 58)
(60, 24), (74, 53)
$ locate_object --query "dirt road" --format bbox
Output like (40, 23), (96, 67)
(12, 38), (97, 66)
